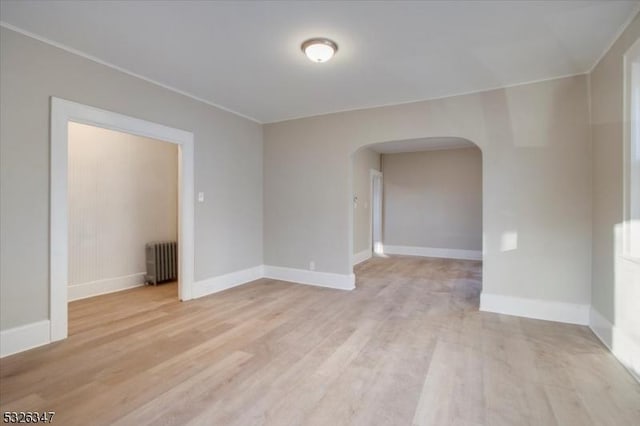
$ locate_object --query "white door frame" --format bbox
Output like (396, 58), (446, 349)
(50, 97), (195, 342)
(623, 38), (640, 261)
(370, 169), (383, 255)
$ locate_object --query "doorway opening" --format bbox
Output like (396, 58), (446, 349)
(350, 137), (483, 277)
(66, 123), (180, 334)
(50, 98), (194, 342)
(371, 169), (383, 256)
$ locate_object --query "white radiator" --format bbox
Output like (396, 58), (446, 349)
(145, 241), (178, 285)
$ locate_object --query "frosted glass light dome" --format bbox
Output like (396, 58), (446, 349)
(301, 38), (338, 63)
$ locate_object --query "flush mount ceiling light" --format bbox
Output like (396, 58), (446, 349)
(301, 38), (338, 63)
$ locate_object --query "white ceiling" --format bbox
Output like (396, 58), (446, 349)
(368, 137), (477, 154)
(1, 1), (638, 123)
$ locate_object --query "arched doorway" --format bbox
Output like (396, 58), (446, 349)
(349, 136), (483, 289)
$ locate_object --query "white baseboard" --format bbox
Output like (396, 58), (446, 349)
(193, 265), (265, 299)
(2, 263), (356, 357)
(589, 308), (640, 383)
(68, 272), (146, 301)
(263, 265), (355, 291)
(480, 293), (589, 325)
(194, 264), (356, 297)
(384, 245), (482, 261)
(353, 249), (372, 265)
(0, 320), (51, 358)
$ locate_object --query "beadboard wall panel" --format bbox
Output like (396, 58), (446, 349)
(68, 122), (178, 297)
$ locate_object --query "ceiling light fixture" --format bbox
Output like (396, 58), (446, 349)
(301, 38), (338, 63)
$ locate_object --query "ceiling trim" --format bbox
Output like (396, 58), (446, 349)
(3, 4), (635, 126)
(0, 22), (263, 124)
(588, 4), (640, 74)
(266, 71), (587, 125)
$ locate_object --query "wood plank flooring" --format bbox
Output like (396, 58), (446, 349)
(1, 256), (639, 425)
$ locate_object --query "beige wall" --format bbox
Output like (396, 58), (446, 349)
(382, 147), (482, 251)
(4, 17), (626, 340)
(0, 28), (263, 330)
(68, 123), (178, 299)
(590, 13), (640, 375)
(352, 148), (380, 255)
(265, 74), (591, 305)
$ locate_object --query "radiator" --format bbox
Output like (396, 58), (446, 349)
(145, 241), (178, 285)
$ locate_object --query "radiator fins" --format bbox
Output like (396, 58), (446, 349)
(145, 241), (178, 285)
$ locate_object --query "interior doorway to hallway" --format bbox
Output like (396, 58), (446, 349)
(350, 137), (483, 276)
(371, 169), (383, 255)
(50, 97), (195, 342)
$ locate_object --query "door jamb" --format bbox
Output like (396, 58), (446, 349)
(50, 97), (195, 341)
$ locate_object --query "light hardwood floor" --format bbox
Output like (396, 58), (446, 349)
(1, 256), (639, 425)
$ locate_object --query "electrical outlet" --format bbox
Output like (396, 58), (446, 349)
(309, 261), (315, 271)
(198, 192), (205, 202)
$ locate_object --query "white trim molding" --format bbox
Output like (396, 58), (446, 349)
(480, 293), (589, 325)
(50, 97), (195, 342)
(68, 273), (146, 302)
(2, 264), (357, 357)
(186, 264), (359, 298)
(622, 38), (640, 262)
(353, 249), (372, 266)
(384, 245), (482, 261)
(0, 320), (51, 358)
(193, 266), (265, 299)
(263, 266), (355, 291)
(589, 308), (640, 383)
(370, 169), (384, 256)
(0, 23), (261, 124)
